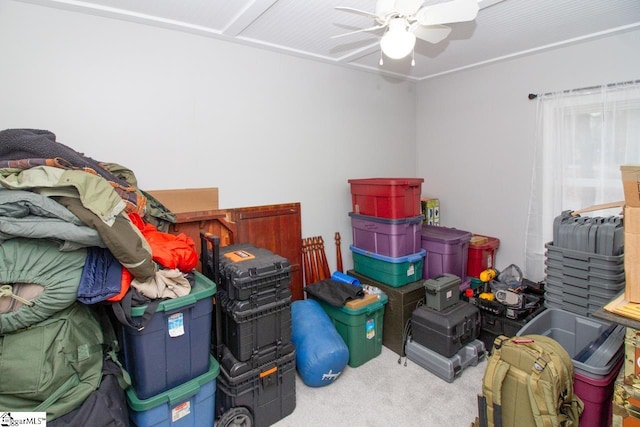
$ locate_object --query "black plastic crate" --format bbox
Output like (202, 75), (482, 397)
(479, 305), (547, 352)
(216, 343), (296, 427)
(218, 288), (292, 362)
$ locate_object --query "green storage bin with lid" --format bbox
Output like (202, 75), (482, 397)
(312, 293), (388, 367)
(127, 356), (220, 427)
(350, 245), (425, 287)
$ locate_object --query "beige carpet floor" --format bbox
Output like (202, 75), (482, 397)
(272, 343), (487, 427)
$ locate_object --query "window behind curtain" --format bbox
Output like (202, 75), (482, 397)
(525, 81), (640, 282)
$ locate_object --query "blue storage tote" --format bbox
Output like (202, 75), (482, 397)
(349, 212), (423, 258)
(120, 271), (216, 400)
(126, 356), (220, 427)
(350, 245), (425, 287)
(421, 225), (472, 280)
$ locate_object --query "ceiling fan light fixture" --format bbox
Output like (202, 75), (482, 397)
(380, 18), (416, 60)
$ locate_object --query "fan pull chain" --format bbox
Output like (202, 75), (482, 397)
(379, 49), (384, 66)
(411, 49), (415, 67)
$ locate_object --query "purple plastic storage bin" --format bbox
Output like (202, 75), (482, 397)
(421, 225), (471, 280)
(349, 212), (423, 258)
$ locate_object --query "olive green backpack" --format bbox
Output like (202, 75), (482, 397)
(475, 334), (584, 427)
(0, 302), (104, 421)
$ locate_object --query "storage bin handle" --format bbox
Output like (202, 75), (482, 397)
(570, 201), (625, 217)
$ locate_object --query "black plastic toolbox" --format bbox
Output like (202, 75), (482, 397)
(478, 304), (546, 352)
(216, 343), (296, 427)
(212, 241), (292, 301)
(218, 288), (292, 362)
(411, 301), (480, 358)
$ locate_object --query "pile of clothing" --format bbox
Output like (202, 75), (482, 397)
(0, 128), (196, 424)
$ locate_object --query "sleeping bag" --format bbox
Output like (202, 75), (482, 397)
(291, 299), (349, 387)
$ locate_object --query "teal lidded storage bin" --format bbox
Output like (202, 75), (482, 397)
(126, 356), (220, 427)
(312, 293), (388, 367)
(350, 245), (425, 287)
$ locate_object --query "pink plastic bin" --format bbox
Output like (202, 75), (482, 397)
(574, 358), (623, 427)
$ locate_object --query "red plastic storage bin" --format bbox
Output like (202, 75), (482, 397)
(467, 234), (500, 278)
(348, 178), (424, 219)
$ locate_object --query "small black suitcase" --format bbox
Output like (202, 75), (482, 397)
(411, 301), (480, 357)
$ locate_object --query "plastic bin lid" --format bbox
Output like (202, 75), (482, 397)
(126, 356), (220, 411)
(337, 293), (388, 314)
(131, 270), (217, 317)
(348, 178), (424, 186)
(421, 225), (471, 243)
(348, 212), (424, 224)
(469, 235), (500, 249)
(349, 245), (426, 263)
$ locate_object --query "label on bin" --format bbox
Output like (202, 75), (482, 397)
(407, 263), (415, 277)
(366, 318), (375, 339)
(168, 312), (185, 337)
(172, 401), (191, 422)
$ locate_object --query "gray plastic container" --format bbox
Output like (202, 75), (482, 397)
(423, 273), (460, 311)
(545, 242), (624, 272)
(516, 308), (623, 378)
(405, 337), (486, 383)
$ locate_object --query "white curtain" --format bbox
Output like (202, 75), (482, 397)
(525, 80), (640, 282)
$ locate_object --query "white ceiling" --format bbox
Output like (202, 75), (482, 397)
(16, 0), (640, 81)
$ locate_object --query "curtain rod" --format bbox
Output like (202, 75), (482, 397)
(527, 79), (640, 100)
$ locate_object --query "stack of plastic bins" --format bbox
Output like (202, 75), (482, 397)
(211, 240), (296, 427)
(517, 308), (625, 427)
(347, 178), (426, 288)
(544, 242), (625, 317)
(121, 271), (219, 426)
(420, 225), (472, 289)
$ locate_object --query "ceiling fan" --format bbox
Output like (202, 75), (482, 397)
(333, 0), (480, 65)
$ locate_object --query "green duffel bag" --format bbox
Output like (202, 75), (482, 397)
(475, 334), (584, 427)
(0, 302), (104, 421)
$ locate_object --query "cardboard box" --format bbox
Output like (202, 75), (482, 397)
(147, 188), (219, 214)
(421, 197), (440, 225)
(625, 231), (640, 303)
(621, 165), (640, 208)
(627, 206), (640, 235)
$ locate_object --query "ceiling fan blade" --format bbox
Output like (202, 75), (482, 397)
(335, 6), (381, 20)
(331, 24), (387, 39)
(412, 24), (452, 44)
(416, 0), (479, 26)
(393, 0), (425, 16)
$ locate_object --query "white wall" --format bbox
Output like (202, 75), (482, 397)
(416, 28), (640, 277)
(3, 0), (639, 279)
(0, 0), (417, 273)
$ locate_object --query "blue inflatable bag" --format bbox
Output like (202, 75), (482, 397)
(291, 299), (349, 387)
